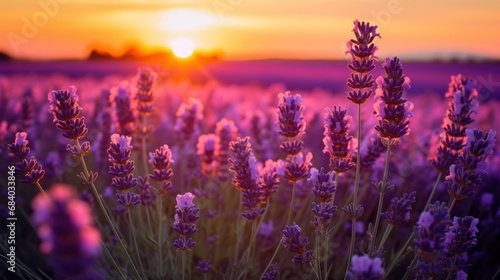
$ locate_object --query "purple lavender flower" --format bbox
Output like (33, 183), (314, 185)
(262, 263), (280, 280)
(108, 134), (137, 191)
(136, 176), (156, 206)
(441, 216), (479, 278)
(116, 192), (141, 208)
(281, 223), (315, 265)
(277, 91), (310, 184)
(7, 132), (29, 160)
(444, 216), (478, 254)
(258, 160), (280, 200)
(229, 137), (266, 220)
(345, 20), (380, 104)
(48, 86), (89, 143)
(360, 135), (386, 170)
(32, 184), (101, 280)
(431, 75), (478, 173)
(323, 106), (356, 173)
(7, 132), (45, 184)
(197, 134), (221, 178)
(111, 83), (136, 136)
(215, 118), (238, 181)
(196, 259), (211, 273)
(348, 254), (384, 280)
(284, 152), (313, 182)
(19, 88), (34, 132)
(381, 191), (416, 227)
(309, 168), (337, 237)
(134, 67), (156, 116)
(149, 144), (174, 196)
(175, 98), (204, 142)
(277, 91), (306, 140)
(173, 192), (199, 251)
(445, 129), (496, 201)
(95, 110), (115, 172)
(373, 57), (413, 140)
(414, 201), (451, 279)
(309, 168), (336, 203)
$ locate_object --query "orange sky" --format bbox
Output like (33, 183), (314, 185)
(1, 0), (500, 60)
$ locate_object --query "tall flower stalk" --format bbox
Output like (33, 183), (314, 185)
(149, 144), (175, 276)
(445, 129), (496, 212)
(370, 57), (413, 256)
(428, 75), (479, 210)
(309, 167), (336, 279)
(343, 20), (380, 278)
(135, 67), (157, 174)
(107, 134), (144, 274)
(173, 192), (199, 280)
(7, 132), (47, 199)
(48, 86), (141, 279)
(276, 91), (310, 225)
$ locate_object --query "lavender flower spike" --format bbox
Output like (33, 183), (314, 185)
(348, 254), (384, 280)
(48, 86), (89, 142)
(7, 132), (45, 185)
(345, 20), (380, 104)
(197, 134), (221, 178)
(381, 191), (416, 227)
(373, 57), (413, 141)
(229, 137), (266, 220)
(441, 216), (479, 279)
(414, 201), (451, 279)
(173, 192), (200, 251)
(149, 144), (174, 196)
(281, 223), (315, 265)
(32, 184), (101, 280)
(108, 134), (137, 191)
(135, 67), (157, 116)
(431, 75), (479, 173)
(323, 106), (356, 173)
(445, 129), (496, 201)
(196, 259), (212, 273)
(175, 98), (204, 142)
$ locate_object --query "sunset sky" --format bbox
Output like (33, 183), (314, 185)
(1, 0), (500, 60)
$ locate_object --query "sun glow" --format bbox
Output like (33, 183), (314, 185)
(161, 9), (217, 31)
(171, 37), (195, 58)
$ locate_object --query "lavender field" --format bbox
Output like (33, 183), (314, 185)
(1, 22), (500, 280)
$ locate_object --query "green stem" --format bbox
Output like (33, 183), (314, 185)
(146, 206), (153, 238)
(243, 221), (258, 280)
(157, 195), (164, 277)
(231, 192), (243, 280)
(353, 103), (362, 210)
(343, 104), (363, 280)
(76, 139), (141, 279)
(259, 243), (281, 280)
(100, 239), (127, 280)
(371, 138), (392, 257)
(385, 231), (414, 276)
(378, 224), (393, 251)
(181, 245), (186, 280)
(287, 181), (297, 225)
(140, 111), (150, 174)
(344, 217), (356, 280)
(424, 172), (442, 211)
(128, 211), (145, 275)
(448, 197), (457, 214)
(34, 182), (50, 201)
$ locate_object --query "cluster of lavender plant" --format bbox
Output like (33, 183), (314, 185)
(1, 20), (499, 280)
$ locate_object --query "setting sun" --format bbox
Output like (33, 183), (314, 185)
(171, 37), (195, 58)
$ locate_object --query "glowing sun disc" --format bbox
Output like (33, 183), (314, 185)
(171, 37), (195, 58)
